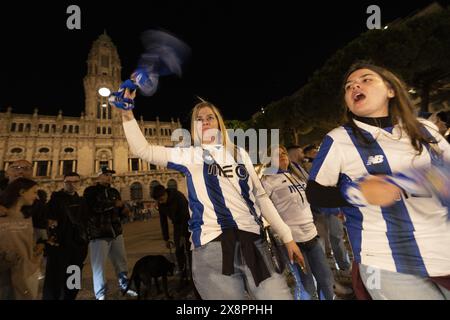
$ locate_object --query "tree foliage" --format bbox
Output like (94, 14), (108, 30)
(251, 6), (450, 143)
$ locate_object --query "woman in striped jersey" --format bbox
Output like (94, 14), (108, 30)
(120, 95), (305, 300)
(305, 61), (450, 299)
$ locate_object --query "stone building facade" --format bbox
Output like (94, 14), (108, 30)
(0, 33), (186, 200)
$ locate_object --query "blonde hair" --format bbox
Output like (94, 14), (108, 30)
(190, 99), (239, 160)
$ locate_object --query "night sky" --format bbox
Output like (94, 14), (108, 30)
(0, 0), (443, 127)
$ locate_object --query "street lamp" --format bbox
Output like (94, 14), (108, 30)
(98, 87), (111, 97)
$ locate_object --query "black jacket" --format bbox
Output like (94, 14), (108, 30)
(83, 183), (125, 240)
(46, 189), (88, 249)
(158, 189), (190, 241)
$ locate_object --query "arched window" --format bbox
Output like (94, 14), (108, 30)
(11, 147), (23, 154)
(130, 182), (143, 200)
(44, 124), (49, 133)
(18, 123), (24, 132)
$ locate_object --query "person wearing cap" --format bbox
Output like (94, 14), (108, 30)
(82, 167), (135, 300)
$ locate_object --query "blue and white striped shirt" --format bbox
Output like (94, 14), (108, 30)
(309, 118), (450, 277)
(123, 119), (292, 248)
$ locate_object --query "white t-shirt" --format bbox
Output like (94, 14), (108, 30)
(262, 170), (318, 243)
(309, 118), (450, 277)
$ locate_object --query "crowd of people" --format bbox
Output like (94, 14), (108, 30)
(1, 62), (449, 300)
(0, 159), (190, 300)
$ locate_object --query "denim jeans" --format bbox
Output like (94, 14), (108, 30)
(315, 212), (351, 270)
(192, 239), (293, 300)
(89, 234), (129, 299)
(294, 237), (335, 300)
(359, 264), (450, 300)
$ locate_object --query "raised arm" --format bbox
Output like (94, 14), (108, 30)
(121, 109), (175, 167)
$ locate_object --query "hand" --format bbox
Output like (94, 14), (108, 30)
(124, 88), (136, 100)
(48, 219), (58, 228)
(120, 89), (136, 122)
(166, 240), (174, 249)
(284, 240), (306, 271)
(33, 243), (45, 256)
(359, 175), (402, 206)
(47, 236), (59, 247)
(337, 211), (345, 222)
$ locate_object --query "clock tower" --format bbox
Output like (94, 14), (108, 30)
(83, 31), (122, 122)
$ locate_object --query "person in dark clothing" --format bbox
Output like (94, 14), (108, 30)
(83, 167), (135, 300)
(42, 172), (88, 300)
(151, 185), (191, 284)
(0, 170), (7, 191)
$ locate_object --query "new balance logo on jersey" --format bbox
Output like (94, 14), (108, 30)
(366, 155), (384, 166)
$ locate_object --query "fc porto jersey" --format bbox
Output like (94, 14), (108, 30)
(123, 120), (267, 248)
(309, 119), (450, 277)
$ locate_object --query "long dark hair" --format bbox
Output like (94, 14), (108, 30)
(341, 61), (436, 154)
(0, 178), (37, 209)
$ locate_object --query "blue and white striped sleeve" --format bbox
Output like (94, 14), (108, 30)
(308, 134), (342, 187)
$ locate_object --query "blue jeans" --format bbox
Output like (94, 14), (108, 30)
(89, 234), (129, 299)
(359, 264), (450, 300)
(295, 237), (335, 300)
(315, 212), (351, 270)
(192, 239), (293, 300)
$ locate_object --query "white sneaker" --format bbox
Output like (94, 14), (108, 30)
(97, 295), (106, 300)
